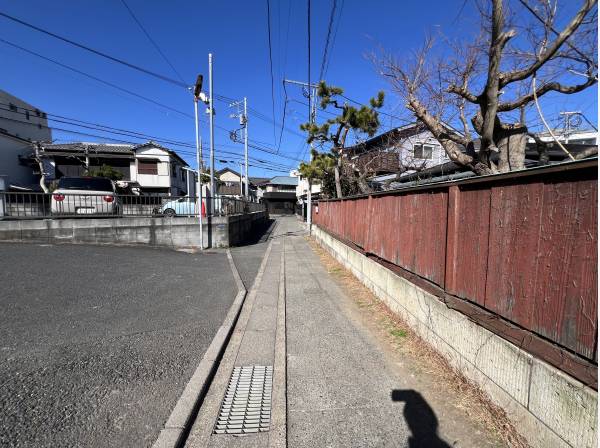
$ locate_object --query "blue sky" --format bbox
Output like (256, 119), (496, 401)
(1, 0), (596, 178)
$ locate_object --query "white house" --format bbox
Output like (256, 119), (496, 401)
(0, 89), (51, 190)
(215, 167), (247, 197)
(345, 122), (452, 179)
(131, 142), (189, 195)
(38, 141), (191, 195)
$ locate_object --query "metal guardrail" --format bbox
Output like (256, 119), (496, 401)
(0, 192), (265, 219)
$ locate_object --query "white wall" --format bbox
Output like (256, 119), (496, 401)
(0, 90), (51, 188)
(296, 176), (321, 198)
(130, 145), (188, 194)
(219, 170), (241, 183)
(395, 129), (449, 176)
(0, 90), (51, 142)
(0, 134), (36, 189)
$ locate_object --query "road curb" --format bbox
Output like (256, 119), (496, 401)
(269, 241), (287, 447)
(152, 249), (247, 448)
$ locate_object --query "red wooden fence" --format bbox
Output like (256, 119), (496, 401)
(313, 161), (598, 362)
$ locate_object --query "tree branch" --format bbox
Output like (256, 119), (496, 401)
(500, 0), (597, 87)
(498, 77), (597, 111)
(448, 84), (479, 103)
(517, 0), (598, 69)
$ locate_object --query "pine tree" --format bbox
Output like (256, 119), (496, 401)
(301, 82), (384, 198)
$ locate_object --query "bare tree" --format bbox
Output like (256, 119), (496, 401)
(377, 0), (597, 175)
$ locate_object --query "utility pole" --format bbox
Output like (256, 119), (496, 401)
(239, 162), (244, 196)
(244, 97), (249, 200)
(283, 78), (319, 233)
(560, 111), (582, 144)
(228, 97), (249, 200)
(192, 74), (207, 250)
(208, 53), (215, 213)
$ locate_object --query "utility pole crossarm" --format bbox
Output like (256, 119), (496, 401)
(283, 79), (319, 88)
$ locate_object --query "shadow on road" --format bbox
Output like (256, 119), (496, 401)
(235, 218), (277, 246)
(391, 389), (452, 448)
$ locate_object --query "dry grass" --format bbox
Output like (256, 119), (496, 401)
(307, 237), (530, 448)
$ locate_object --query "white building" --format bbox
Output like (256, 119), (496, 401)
(528, 129), (597, 145)
(39, 141), (191, 195)
(0, 90), (51, 190)
(345, 122), (451, 179)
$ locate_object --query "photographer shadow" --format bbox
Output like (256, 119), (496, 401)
(391, 389), (452, 448)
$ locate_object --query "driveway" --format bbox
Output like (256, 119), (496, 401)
(0, 243), (237, 447)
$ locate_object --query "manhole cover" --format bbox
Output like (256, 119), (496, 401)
(214, 365), (273, 434)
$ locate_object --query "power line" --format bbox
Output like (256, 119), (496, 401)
(3, 114), (295, 172)
(265, 0), (278, 146)
(1, 38), (300, 160)
(277, 0), (293, 153)
(307, 0), (312, 122)
(0, 11), (189, 88)
(323, 0), (344, 77)
(339, 93), (414, 123)
(214, 94), (305, 139)
(277, 80), (288, 152)
(318, 0), (337, 82)
(0, 38), (193, 119)
(281, 0), (293, 82)
(119, 0), (186, 84)
(1, 103), (300, 170)
(580, 113), (598, 131)
(0, 14), (305, 164)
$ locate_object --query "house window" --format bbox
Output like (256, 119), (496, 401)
(171, 163), (177, 177)
(9, 103), (17, 112)
(138, 159), (159, 175)
(413, 144), (433, 159)
(25, 110), (30, 120)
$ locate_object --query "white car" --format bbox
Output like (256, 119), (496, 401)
(51, 177), (122, 216)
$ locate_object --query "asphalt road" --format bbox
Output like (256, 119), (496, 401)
(0, 243), (237, 448)
(229, 218), (275, 289)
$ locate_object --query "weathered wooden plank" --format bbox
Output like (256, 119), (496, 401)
(446, 187), (490, 305)
(485, 181), (544, 326)
(534, 176), (597, 359)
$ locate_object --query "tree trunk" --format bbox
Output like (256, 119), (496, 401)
(497, 128), (528, 172)
(356, 174), (373, 194)
(334, 155), (343, 198)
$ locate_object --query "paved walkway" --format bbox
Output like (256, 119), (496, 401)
(185, 216), (503, 448)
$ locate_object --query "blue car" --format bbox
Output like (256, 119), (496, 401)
(161, 197), (199, 217)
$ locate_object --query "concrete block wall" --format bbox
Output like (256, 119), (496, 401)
(312, 225), (598, 448)
(0, 211), (266, 249)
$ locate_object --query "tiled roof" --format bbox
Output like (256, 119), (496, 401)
(41, 141), (189, 166)
(249, 177), (270, 185)
(42, 142), (134, 154)
(267, 176), (298, 186)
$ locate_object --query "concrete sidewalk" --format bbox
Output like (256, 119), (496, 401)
(184, 217), (292, 447)
(184, 216), (503, 447)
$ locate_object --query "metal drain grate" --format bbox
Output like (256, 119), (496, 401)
(214, 365), (273, 434)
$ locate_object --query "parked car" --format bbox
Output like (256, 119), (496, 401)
(161, 197), (199, 217)
(51, 177), (122, 216)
